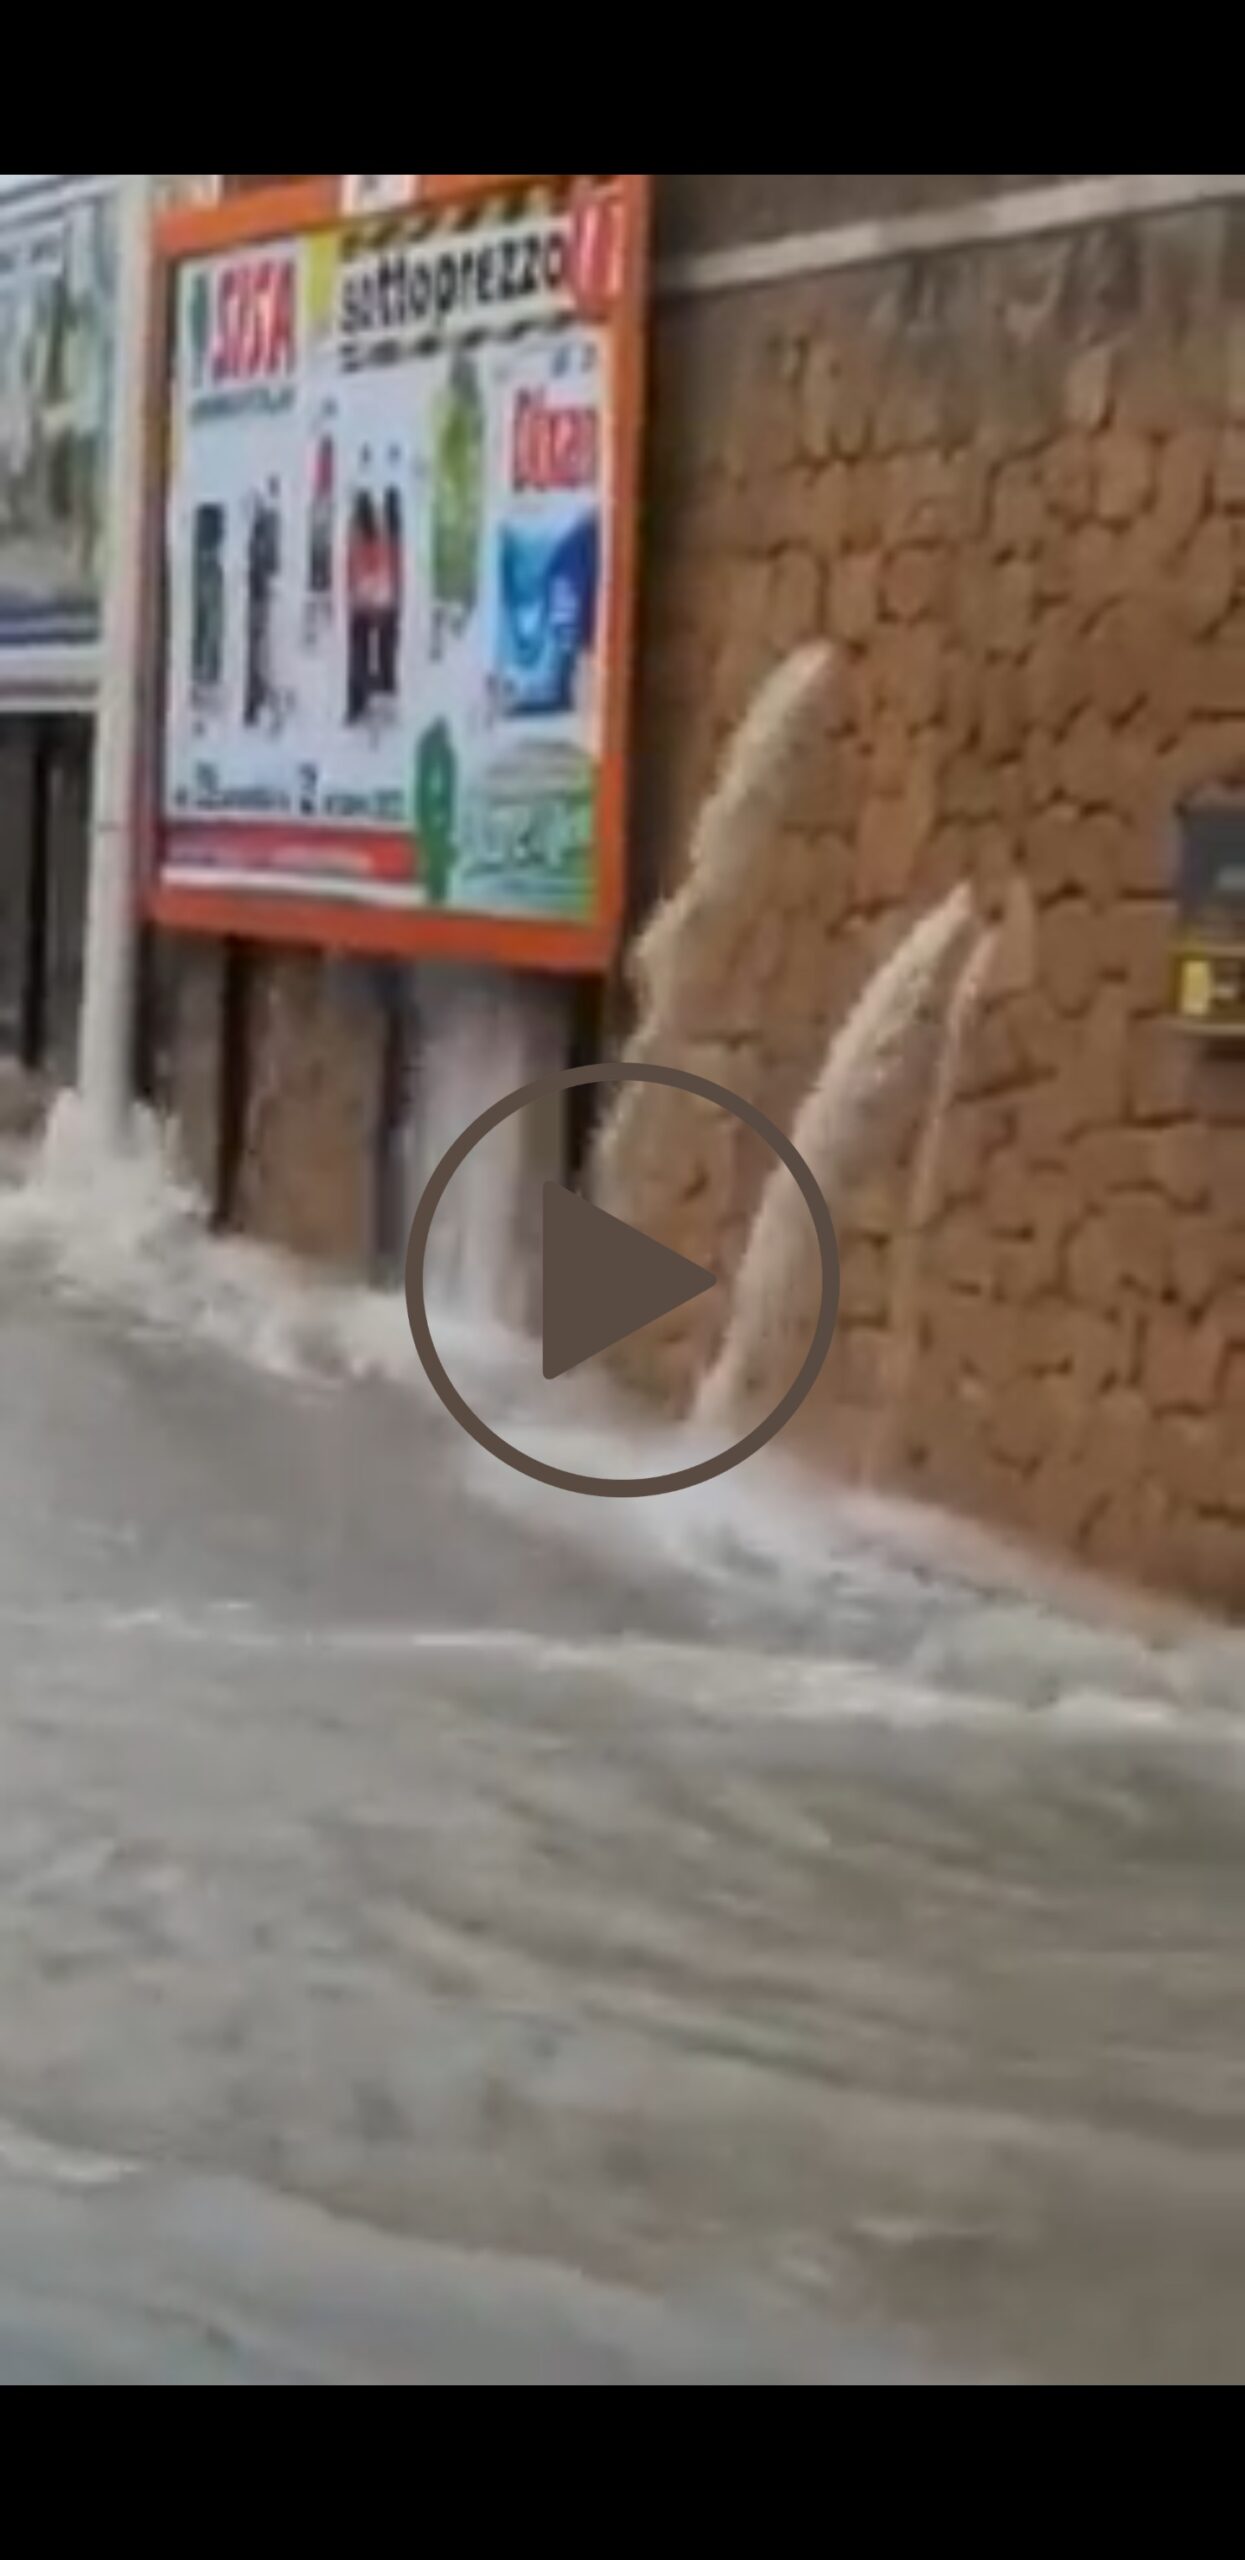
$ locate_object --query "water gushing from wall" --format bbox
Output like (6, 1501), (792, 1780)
(404, 968), (569, 1333)
(694, 887), (979, 1432)
(630, 641), (836, 1033)
(594, 645), (835, 1234)
(867, 924), (1001, 1485)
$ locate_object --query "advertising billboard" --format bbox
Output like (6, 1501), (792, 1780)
(149, 175), (650, 975)
(0, 174), (116, 703)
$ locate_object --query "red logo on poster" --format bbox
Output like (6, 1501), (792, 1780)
(567, 187), (626, 320)
(512, 391), (601, 495)
(210, 256), (298, 386)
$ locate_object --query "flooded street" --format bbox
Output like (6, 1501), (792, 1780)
(0, 1174), (1243, 2387)
(8, 161), (1245, 2392)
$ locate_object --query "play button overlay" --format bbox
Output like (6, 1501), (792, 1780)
(405, 1062), (840, 1501)
(543, 1185), (717, 1381)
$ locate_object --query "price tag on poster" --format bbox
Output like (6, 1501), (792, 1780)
(149, 172), (650, 976)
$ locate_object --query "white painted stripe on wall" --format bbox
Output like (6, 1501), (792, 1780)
(658, 173), (1245, 303)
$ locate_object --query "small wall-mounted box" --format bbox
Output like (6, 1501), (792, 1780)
(1172, 803), (1245, 1040)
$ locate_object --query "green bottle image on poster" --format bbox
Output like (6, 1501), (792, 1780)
(432, 352), (485, 650)
(416, 723), (461, 908)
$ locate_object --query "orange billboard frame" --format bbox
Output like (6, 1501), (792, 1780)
(143, 173), (651, 976)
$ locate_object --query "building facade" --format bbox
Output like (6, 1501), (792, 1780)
(150, 176), (1245, 1613)
(0, 174), (215, 1096)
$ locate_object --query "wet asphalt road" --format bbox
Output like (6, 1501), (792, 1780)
(0, 1256), (1243, 2384)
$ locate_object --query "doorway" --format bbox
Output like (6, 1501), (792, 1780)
(0, 714), (93, 1082)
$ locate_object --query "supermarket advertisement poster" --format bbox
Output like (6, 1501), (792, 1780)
(154, 177), (649, 967)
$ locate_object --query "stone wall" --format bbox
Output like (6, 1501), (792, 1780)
(158, 176), (1245, 1611)
(656, 175), (1090, 257)
(632, 197), (1245, 1611)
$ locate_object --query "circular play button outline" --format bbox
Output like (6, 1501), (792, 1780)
(405, 1062), (841, 1500)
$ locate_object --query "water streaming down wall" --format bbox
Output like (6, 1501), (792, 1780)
(403, 968), (569, 1335)
(694, 886), (980, 1433)
(632, 642), (836, 1032)
(867, 924), (1002, 1487)
(595, 647), (835, 1213)
(591, 648), (838, 1402)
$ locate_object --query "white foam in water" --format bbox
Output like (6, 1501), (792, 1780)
(0, 1095), (421, 1388)
(1, 1073), (1239, 1749)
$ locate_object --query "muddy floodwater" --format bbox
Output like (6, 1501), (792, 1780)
(0, 1164), (1243, 2384)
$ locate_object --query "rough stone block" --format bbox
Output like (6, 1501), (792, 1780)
(1067, 1213), (1120, 1313)
(988, 560), (1036, 659)
(1158, 1414), (1225, 1512)
(1106, 1190), (1170, 1299)
(882, 546), (946, 623)
(1144, 1311), (1227, 1413)
(1128, 1022), (1198, 1123)
(1072, 1125), (1154, 1200)
(1216, 428), (1245, 512)
(1023, 607), (1082, 736)
(809, 459), (849, 555)
(1151, 428), (1213, 557)
(1080, 1388), (1152, 1498)
(883, 449), (959, 547)
(1179, 515), (1235, 636)
(234, 951), (384, 1269)
(1070, 523), (1126, 621)
(800, 339), (839, 462)
(840, 1239), (891, 1325)
(856, 758), (937, 906)
(869, 711), (912, 797)
(1025, 805), (1082, 899)
(1187, 637), (1245, 719)
(879, 624), (944, 727)
(1044, 433), (1094, 523)
(1064, 345), (1114, 433)
(1095, 430), (1155, 526)
(1103, 900), (1175, 1014)
(1057, 706), (1117, 812)
(830, 552), (881, 645)
(979, 662), (1024, 763)
(1150, 1120), (1212, 1207)
(989, 1379), (1054, 1471)
(1039, 897), (1101, 1015)
(1028, 1453), (1103, 1544)
(936, 1212), (991, 1295)
(991, 462), (1045, 557)
(1023, 727), (1061, 811)
(1171, 1216), (1231, 1317)
(769, 549), (823, 651)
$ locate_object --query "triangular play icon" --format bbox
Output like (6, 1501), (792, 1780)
(542, 1185), (717, 1382)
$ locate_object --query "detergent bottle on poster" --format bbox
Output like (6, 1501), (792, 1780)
(495, 356), (604, 726)
(431, 351), (485, 657)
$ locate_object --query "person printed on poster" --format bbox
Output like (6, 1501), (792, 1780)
(191, 500), (227, 709)
(346, 450), (381, 728)
(377, 447), (405, 709)
(305, 403), (337, 645)
(346, 447), (406, 728)
(245, 481), (283, 732)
